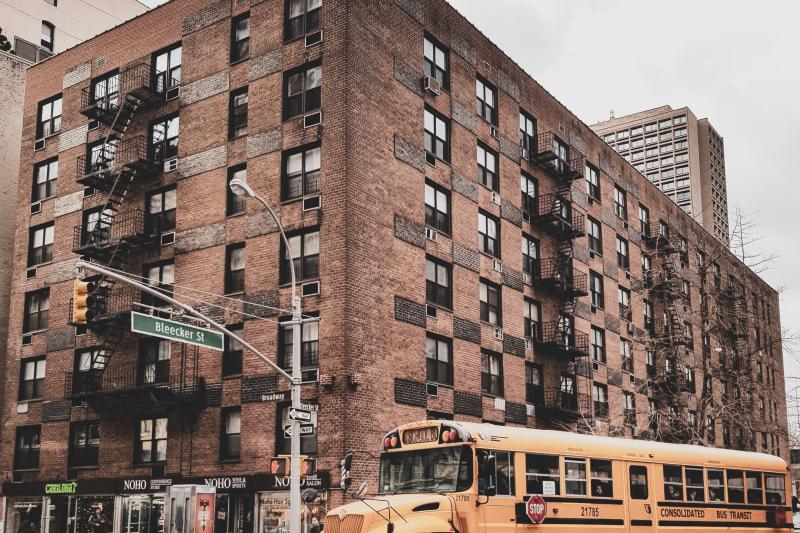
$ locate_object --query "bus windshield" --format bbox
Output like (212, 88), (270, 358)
(379, 445), (473, 494)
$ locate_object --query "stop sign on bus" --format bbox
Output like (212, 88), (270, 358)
(526, 494), (547, 524)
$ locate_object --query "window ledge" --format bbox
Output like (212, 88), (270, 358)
(226, 212), (246, 220)
(481, 393), (504, 400)
(13, 468), (40, 473)
(222, 374), (243, 380)
(425, 302), (452, 313)
(68, 464), (99, 471)
(427, 382), (453, 390)
(480, 321), (502, 329)
(17, 398), (44, 404)
(224, 290), (245, 297)
(36, 131), (60, 142)
(219, 458), (241, 465)
(28, 261), (54, 270)
(23, 329), (48, 336)
(229, 57), (249, 67)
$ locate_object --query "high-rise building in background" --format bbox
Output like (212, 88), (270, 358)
(0, 1), (785, 531)
(592, 106), (730, 244)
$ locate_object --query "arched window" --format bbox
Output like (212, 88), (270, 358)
(41, 21), (54, 52)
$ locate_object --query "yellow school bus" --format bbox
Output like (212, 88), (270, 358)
(324, 420), (791, 533)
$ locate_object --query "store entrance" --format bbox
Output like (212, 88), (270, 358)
(122, 495), (165, 533)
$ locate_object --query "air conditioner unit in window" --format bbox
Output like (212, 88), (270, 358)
(165, 86), (180, 101)
(491, 191), (502, 206)
(425, 151), (437, 167)
(525, 338), (534, 350)
(492, 258), (502, 272)
(627, 322), (635, 334)
(304, 111), (322, 128)
(523, 272), (532, 285)
(160, 232), (175, 246)
(491, 126), (500, 140)
(164, 158), (178, 172)
(301, 368), (319, 383)
(526, 404), (535, 417)
(21, 335), (32, 346)
(629, 374), (636, 383)
(84, 187), (96, 197)
(30, 202), (41, 215)
(34, 139), (45, 151)
(493, 327), (503, 341)
(423, 76), (441, 96)
(521, 147), (529, 160)
(16, 402), (29, 415)
(305, 30), (323, 48)
(26, 268), (37, 280)
(426, 304), (437, 318)
(302, 281), (320, 297)
(623, 221), (629, 230)
(88, 120), (99, 131)
(426, 383), (439, 397)
(425, 227), (437, 241)
(303, 195), (321, 211)
(522, 210), (530, 222)
(494, 397), (505, 411)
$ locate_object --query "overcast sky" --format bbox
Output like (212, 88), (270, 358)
(142, 0), (800, 395)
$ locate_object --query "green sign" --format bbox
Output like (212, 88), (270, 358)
(45, 482), (77, 495)
(131, 312), (224, 351)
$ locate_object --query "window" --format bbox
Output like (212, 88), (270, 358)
(139, 339), (170, 385)
(525, 363), (543, 404)
(426, 334), (452, 385)
(153, 44), (182, 91)
(644, 299), (653, 331)
(40, 21), (54, 51)
(229, 88), (248, 138)
(278, 313), (319, 375)
(524, 299), (541, 340)
(87, 138), (117, 174)
(481, 350), (503, 397)
(225, 244), (245, 294)
(282, 144), (321, 201)
(142, 261), (174, 308)
(520, 110), (536, 155)
(285, 0), (321, 40)
(590, 459), (613, 497)
(639, 205), (650, 235)
(682, 467), (704, 502)
(150, 115), (179, 162)
(37, 95), (62, 138)
(424, 181), (450, 234)
(276, 402), (317, 454)
(623, 392), (636, 425)
(19, 357), (46, 401)
(24, 288), (49, 333)
(589, 271), (604, 308)
(281, 229), (320, 283)
(587, 217), (602, 254)
(616, 236), (629, 269)
(613, 186), (627, 220)
(424, 107), (450, 162)
(231, 13), (250, 63)
(14, 426), (41, 470)
(415, 35), (455, 91)
(565, 458), (587, 495)
(426, 256), (452, 309)
(726, 469), (745, 502)
(663, 465), (683, 500)
(593, 383), (608, 418)
(69, 421), (99, 467)
(284, 62), (321, 119)
(480, 280), (501, 326)
(28, 223), (54, 267)
(91, 71), (119, 111)
(526, 454), (560, 495)
(520, 173), (537, 215)
(478, 211), (500, 258)
(32, 158), (58, 202)
(227, 165), (247, 216)
(618, 286), (631, 320)
(146, 186), (176, 234)
(522, 235), (539, 277)
(223, 324), (243, 377)
(765, 474), (786, 505)
(475, 76), (497, 124)
(135, 417), (167, 464)
(746, 472), (763, 504)
(477, 449), (515, 497)
(621, 339), (634, 373)
(591, 327), (605, 363)
(586, 164), (600, 200)
(220, 407), (241, 461)
(477, 143), (499, 192)
(630, 466), (648, 500)
(707, 469), (724, 501)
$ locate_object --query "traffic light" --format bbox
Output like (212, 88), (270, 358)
(340, 452), (353, 490)
(270, 456), (315, 477)
(301, 457), (315, 476)
(72, 280), (94, 325)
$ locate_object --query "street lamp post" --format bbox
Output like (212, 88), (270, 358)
(230, 177), (303, 533)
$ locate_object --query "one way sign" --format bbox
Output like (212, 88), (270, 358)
(283, 423), (315, 438)
(288, 408), (312, 422)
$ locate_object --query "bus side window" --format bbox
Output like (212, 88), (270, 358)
(629, 466), (648, 500)
(746, 472), (763, 504)
(707, 469), (725, 502)
(727, 469), (745, 503)
(477, 450), (515, 497)
(495, 451), (515, 496)
(663, 465), (683, 501)
(477, 449), (497, 496)
(590, 459), (613, 497)
(765, 474), (786, 505)
(685, 467), (705, 502)
(565, 458), (587, 496)
(526, 454), (561, 495)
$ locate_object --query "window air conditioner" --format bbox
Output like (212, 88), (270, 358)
(425, 227), (437, 241)
(423, 76), (441, 96)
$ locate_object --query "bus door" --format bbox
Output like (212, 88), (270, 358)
(477, 449), (517, 533)
(626, 462), (656, 533)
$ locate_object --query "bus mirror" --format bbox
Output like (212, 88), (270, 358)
(354, 481), (368, 498)
(476, 493), (489, 507)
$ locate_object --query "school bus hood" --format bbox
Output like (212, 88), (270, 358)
(325, 493), (459, 533)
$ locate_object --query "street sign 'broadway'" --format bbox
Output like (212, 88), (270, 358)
(131, 311), (224, 351)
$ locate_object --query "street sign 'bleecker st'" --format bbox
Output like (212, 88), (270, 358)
(131, 312), (224, 351)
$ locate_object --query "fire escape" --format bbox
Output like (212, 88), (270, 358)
(529, 132), (592, 427)
(67, 63), (204, 411)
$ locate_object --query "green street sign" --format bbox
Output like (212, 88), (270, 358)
(131, 312), (224, 351)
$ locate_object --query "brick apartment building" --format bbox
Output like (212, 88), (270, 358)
(1, 1), (787, 533)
